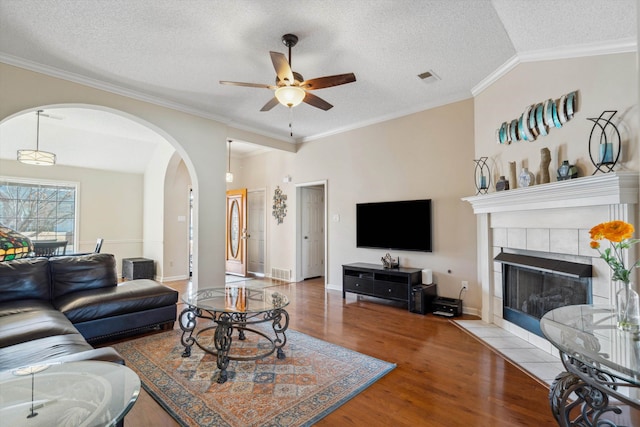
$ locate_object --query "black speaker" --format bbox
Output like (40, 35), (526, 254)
(410, 283), (437, 314)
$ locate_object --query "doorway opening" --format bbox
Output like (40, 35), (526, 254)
(296, 181), (327, 284)
(247, 189), (266, 277)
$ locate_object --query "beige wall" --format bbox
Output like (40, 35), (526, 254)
(0, 62), (228, 288)
(0, 159), (143, 273)
(474, 52), (639, 184)
(237, 99), (480, 312)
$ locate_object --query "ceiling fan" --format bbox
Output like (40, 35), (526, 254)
(220, 34), (356, 111)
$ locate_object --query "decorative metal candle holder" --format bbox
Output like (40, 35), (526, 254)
(587, 110), (621, 174)
(473, 157), (490, 195)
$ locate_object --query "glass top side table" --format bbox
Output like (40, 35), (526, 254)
(541, 304), (640, 426)
(0, 360), (140, 427)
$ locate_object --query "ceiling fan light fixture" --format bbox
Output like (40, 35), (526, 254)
(275, 86), (305, 108)
(17, 110), (56, 166)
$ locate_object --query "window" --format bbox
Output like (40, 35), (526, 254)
(0, 178), (78, 252)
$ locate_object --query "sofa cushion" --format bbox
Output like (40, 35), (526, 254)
(0, 309), (78, 348)
(0, 299), (54, 317)
(0, 334), (116, 371)
(55, 279), (179, 323)
(0, 257), (51, 302)
(50, 253), (118, 299)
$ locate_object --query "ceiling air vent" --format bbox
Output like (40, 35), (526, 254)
(417, 70), (440, 84)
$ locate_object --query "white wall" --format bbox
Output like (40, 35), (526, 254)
(237, 99), (480, 312)
(0, 158), (143, 273)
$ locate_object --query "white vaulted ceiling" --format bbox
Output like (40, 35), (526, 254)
(0, 0), (636, 172)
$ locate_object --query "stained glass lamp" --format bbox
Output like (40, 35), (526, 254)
(0, 225), (33, 261)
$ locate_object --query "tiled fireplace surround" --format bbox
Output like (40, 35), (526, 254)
(464, 171), (639, 355)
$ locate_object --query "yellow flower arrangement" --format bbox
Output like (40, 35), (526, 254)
(589, 220), (640, 284)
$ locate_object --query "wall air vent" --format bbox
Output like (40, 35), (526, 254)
(271, 267), (291, 281)
(417, 69), (440, 84)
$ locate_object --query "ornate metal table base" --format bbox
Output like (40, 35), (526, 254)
(179, 305), (289, 384)
(550, 353), (635, 427)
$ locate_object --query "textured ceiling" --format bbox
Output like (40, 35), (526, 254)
(0, 0), (637, 172)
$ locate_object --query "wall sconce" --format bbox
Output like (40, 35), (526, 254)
(226, 139), (234, 183)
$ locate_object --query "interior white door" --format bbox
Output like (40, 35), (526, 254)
(301, 186), (325, 279)
(247, 190), (265, 276)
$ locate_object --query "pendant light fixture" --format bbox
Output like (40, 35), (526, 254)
(225, 139), (234, 183)
(17, 110), (56, 166)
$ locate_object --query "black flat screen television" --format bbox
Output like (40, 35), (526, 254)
(356, 199), (432, 252)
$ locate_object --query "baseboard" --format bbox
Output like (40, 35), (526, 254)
(160, 274), (189, 282)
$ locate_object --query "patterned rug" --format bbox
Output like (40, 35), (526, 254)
(113, 328), (395, 426)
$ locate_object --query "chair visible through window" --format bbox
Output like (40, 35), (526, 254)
(33, 241), (68, 257)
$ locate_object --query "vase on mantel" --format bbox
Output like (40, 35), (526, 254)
(616, 281), (640, 332)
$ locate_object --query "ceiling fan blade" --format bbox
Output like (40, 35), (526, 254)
(270, 51), (294, 84)
(260, 97), (280, 112)
(301, 73), (356, 90)
(219, 81), (275, 89)
(303, 92), (333, 111)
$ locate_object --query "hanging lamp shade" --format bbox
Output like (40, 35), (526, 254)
(17, 110), (56, 166)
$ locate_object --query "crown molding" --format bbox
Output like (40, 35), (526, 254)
(471, 54), (520, 97)
(298, 92), (473, 143)
(471, 38), (637, 97)
(519, 37), (637, 63)
(0, 54), (232, 124)
(3, 36), (637, 145)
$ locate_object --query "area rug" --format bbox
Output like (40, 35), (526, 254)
(113, 328), (395, 426)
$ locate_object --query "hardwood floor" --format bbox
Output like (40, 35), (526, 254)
(118, 278), (556, 426)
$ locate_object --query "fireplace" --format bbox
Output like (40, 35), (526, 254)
(462, 172), (637, 352)
(496, 251), (592, 337)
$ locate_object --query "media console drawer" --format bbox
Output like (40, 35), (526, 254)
(342, 263), (423, 311)
(343, 276), (374, 294)
(373, 281), (408, 300)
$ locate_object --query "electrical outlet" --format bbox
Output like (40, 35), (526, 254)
(461, 280), (468, 291)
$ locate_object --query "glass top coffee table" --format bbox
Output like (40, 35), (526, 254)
(0, 360), (140, 427)
(179, 285), (290, 383)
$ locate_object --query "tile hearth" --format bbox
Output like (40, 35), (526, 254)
(456, 319), (563, 386)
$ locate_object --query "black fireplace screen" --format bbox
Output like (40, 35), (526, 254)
(505, 267), (590, 318)
(496, 252), (592, 337)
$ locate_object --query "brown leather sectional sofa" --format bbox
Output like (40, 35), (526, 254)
(0, 253), (178, 370)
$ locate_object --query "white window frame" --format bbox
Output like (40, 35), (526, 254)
(0, 176), (80, 251)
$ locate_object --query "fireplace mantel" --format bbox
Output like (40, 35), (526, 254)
(462, 171), (639, 214)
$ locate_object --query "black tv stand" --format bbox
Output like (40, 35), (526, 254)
(342, 263), (423, 309)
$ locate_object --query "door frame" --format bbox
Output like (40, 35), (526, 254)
(295, 180), (328, 286)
